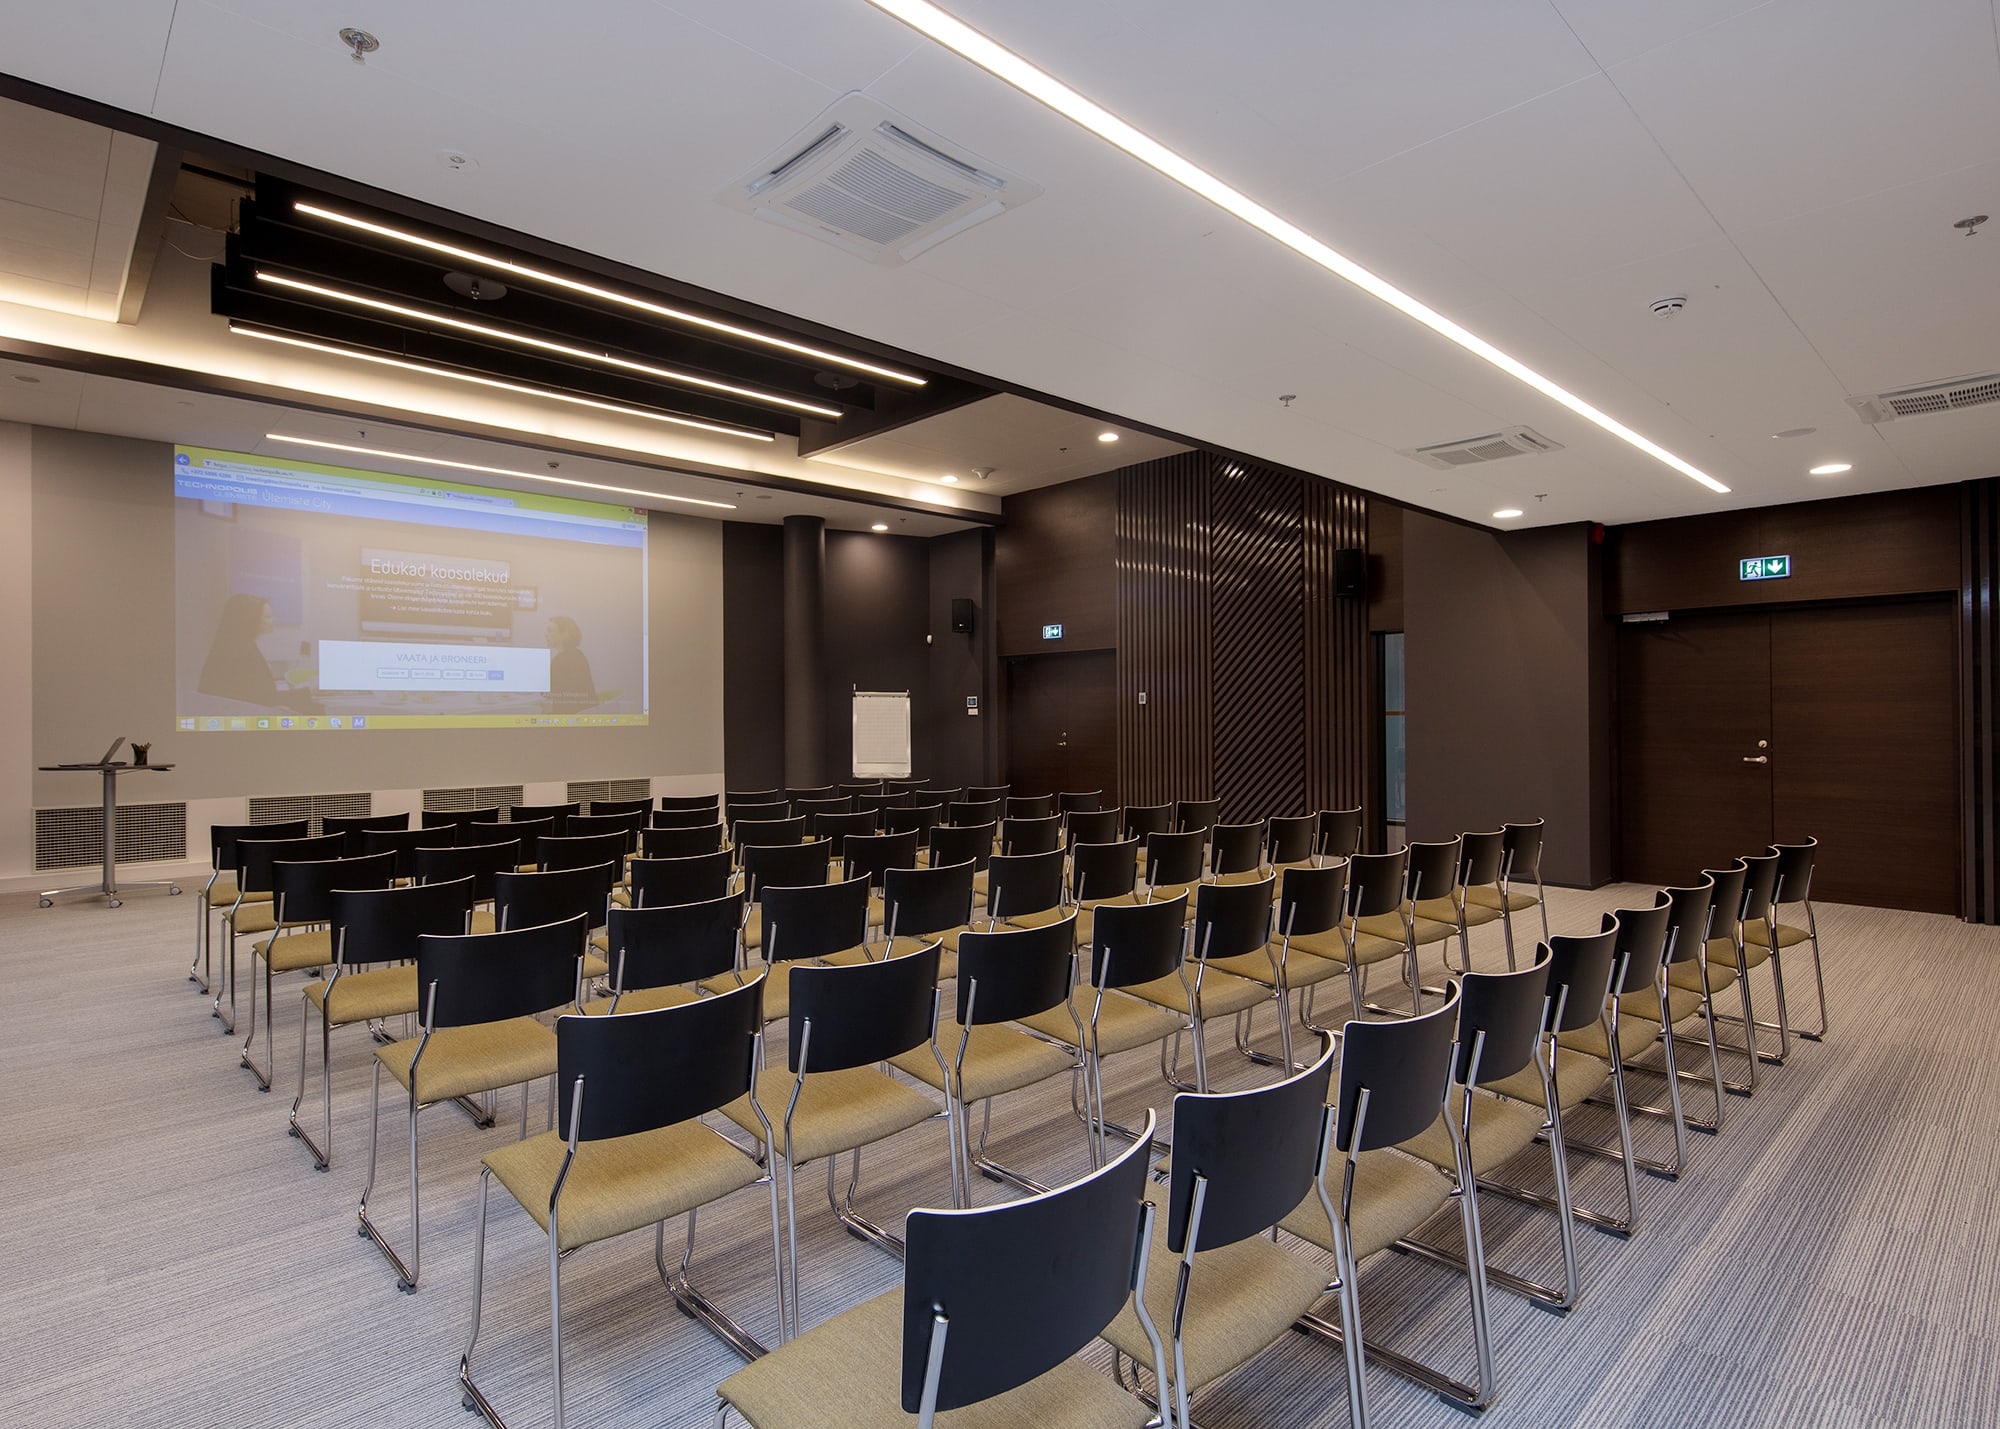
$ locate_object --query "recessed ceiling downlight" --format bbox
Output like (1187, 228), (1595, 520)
(1809, 463), (1852, 476)
(1097, 431), (1119, 442)
(1493, 508), (1524, 519)
(870, 522), (890, 532)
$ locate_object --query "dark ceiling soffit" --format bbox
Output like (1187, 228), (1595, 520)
(118, 141), (181, 324)
(794, 382), (992, 457)
(0, 337), (1002, 527)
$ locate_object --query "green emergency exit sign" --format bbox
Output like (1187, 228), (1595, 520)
(1740, 555), (1791, 581)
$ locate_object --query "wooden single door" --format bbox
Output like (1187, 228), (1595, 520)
(1004, 652), (1118, 805)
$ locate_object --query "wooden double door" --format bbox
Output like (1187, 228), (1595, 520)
(1618, 599), (1958, 913)
(1003, 651), (1118, 807)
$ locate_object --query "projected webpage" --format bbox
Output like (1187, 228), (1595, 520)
(174, 445), (648, 730)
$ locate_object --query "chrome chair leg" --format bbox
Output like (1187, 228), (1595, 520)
(240, 955), (275, 1091)
(287, 995), (333, 1169)
(458, 1169), (500, 1422)
(1800, 903), (1829, 1041)
(358, 1061), (422, 1290)
(662, 1206), (773, 1361)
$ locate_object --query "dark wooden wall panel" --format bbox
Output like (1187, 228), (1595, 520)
(1211, 463), (1305, 822)
(1304, 479), (1374, 831)
(1117, 453), (1212, 808)
(996, 473), (1117, 655)
(721, 522), (785, 791)
(1964, 478), (2000, 924)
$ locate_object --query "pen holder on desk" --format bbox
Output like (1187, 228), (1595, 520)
(131, 742), (150, 767)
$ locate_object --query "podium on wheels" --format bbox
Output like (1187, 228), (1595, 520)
(38, 737), (182, 909)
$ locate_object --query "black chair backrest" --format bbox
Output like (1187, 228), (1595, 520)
(998, 814), (1063, 856)
(640, 822), (725, 858)
(1458, 830), (1506, 889)
(1176, 798), (1221, 834)
(652, 807), (721, 829)
(332, 877), (475, 969)
(794, 795), (853, 819)
(964, 785), (1010, 804)
(539, 829), (632, 873)
(787, 939), (941, 1072)
(1702, 861), (1750, 942)
(1144, 829), (1207, 888)
(1064, 808), (1120, 848)
(784, 785), (838, 804)
(1502, 819), (1546, 882)
(1276, 863), (1346, 940)
(811, 809), (880, 844)
(1317, 807), (1363, 859)
(236, 832), (346, 895)
(566, 811), (645, 846)
(741, 840), (833, 898)
(901, 1118), (1158, 1416)
(1738, 851), (1781, 930)
(415, 840), (518, 903)
(1209, 821), (1266, 876)
(1405, 837), (1463, 904)
(727, 800), (791, 830)
(495, 862), (616, 933)
(926, 788), (965, 809)
(1267, 813), (1317, 866)
(510, 802), (579, 834)
(210, 819), (311, 871)
(857, 791), (909, 813)
(557, 977), (761, 1140)
(839, 781), (884, 797)
(1071, 838), (1140, 903)
(1005, 794), (1055, 820)
(984, 848), (1065, 921)
(1540, 927), (1620, 1035)
(1771, 838), (1817, 905)
(840, 829), (921, 890)
(928, 821), (996, 874)
(1655, 877), (1716, 968)
(1122, 803), (1173, 842)
(629, 848), (736, 908)
(464, 817), (552, 862)
(602, 892), (744, 992)
(725, 789), (781, 807)
(1168, 1038), (1337, 1253)
(887, 777), (930, 791)
(415, 914), (588, 1028)
(585, 797), (652, 818)
(420, 807), (501, 831)
(1600, 903), (1671, 997)
(761, 875), (872, 964)
(657, 792), (721, 813)
(272, 850), (398, 926)
(731, 814), (805, 850)
(955, 916), (1079, 1026)
(1086, 895), (1189, 990)
(1455, 951), (1553, 1087)
(361, 826), (438, 880)
(1058, 790), (1103, 813)
(885, 860), (977, 940)
(884, 804), (946, 836)
(1191, 876), (1274, 963)
(1336, 982), (1461, 1153)
(947, 798), (1004, 828)
(1343, 848), (1407, 921)
(321, 812), (410, 855)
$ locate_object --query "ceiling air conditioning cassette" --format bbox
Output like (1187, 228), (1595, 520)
(1397, 426), (1565, 471)
(1848, 371), (2000, 424)
(719, 93), (1043, 267)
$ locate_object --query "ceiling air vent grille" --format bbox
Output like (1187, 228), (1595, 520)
(720, 93), (1042, 266)
(1849, 372), (2000, 423)
(1398, 427), (1565, 471)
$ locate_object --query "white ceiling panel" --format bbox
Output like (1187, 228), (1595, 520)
(1872, 406), (2000, 485)
(1549, 0), (1777, 68)
(7, 0), (176, 112)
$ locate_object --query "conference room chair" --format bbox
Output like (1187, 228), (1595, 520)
(1121, 802), (1173, 847)
(854, 790), (909, 813)
(585, 796), (652, 818)
(1409, 829), (1509, 975)
(714, 1113), (1166, 1429)
(731, 815), (806, 854)
(1676, 861), (1758, 1096)
(924, 787), (965, 809)
(997, 812), (1063, 856)
(653, 806), (723, 830)
(191, 818), (307, 995)
(923, 821), (994, 897)
(890, 917), (1085, 1197)
(1717, 851), (1791, 1067)
(1316, 806), (1364, 862)
(1005, 793), (1055, 820)
(1208, 819), (1268, 884)
(536, 829), (631, 875)
(421, 807), (502, 831)
(1463, 819), (1552, 966)
(415, 840), (519, 927)
(360, 912), (589, 1291)
(945, 797), (1003, 829)
(1008, 836), (1139, 937)
(623, 848), (736, 912)
(883, 803), (946, 838)
(886, 776), (930, 792)
(1475, 925), (1632, 1237)
(462, 815), (553, 871)
(1749, 837), (1829, 1042)
(639, 821), (725, 859)
(1227, 864), (1353, 1072)
(720, 940), (952, 1335)
(1123, 878), (1276, 1092)
(837, 828), (921, 928)
(701, 875), (872, 1025)
(837, 780), (882, 797)
(360, 826), (436, 883)
(291, 876), (475, 1169)
(492, 865), (615, 984)
(1294, 846), (1413, 1023)
(963, 783), (1010, 804)
(1618, 878), (1725, 1139)
(321, 811), (411, 856)
(880, 859), (978, 975)
(587, 893), (745, 1015)
(241, 849), (399, 1091)
(217, 830), (346, 1033)
(1365, 837), (1463, 1013)
(727, 799), (791, 829)
(657, 791), (721, 814)
(808, 809), (878, 848)
(979, 848), (1066, 932)
(510, 802), (580, 835)
(784, 785), (838, 804)
(1391, 950), (1580, 1313)
(792, 795), (852, 821)
(1284, 985), (1498, 1416)
(1175, 798), (1221, 835)
(1265, 813), (1318, 869)
(725, 789), (782, 808)
(1103, 1038), (1342, 1429)
(564, 810), (646, 846)
(1549, 905), (1673, 1199)
(1140, 828), (1207, 908)
(739, 840), (834, 950)
(1058, 790), (1103, 813)
(462, 980), (782, 1426)
(1064, 808), (1121, 848)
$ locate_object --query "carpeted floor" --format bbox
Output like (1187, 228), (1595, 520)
(3, 880), (1995, 1427)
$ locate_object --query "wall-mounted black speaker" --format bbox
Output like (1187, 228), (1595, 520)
(950, 597), (976, 634)
(1333, 548), (1367, 599)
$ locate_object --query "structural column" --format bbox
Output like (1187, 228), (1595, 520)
(782, 515), (825, 788)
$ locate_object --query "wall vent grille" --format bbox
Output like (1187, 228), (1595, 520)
(247, 791), (372, 836)
(423, 785), (525, 815)
(566, 778), (653, 809)
(34, 802), (187, 871)
(1849, 372), (2000, 424)
(1398, 426), (1564, 470)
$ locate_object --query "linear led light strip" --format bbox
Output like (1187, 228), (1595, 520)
(254, 271), (845, 419)
(229, 324), (775, 441)
(864, 0), (1731, 496)
(292, 200), (928, 388)
(265, 433), (738, 510)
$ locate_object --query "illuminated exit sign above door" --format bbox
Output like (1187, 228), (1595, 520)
(1740, 555), (1792, 581)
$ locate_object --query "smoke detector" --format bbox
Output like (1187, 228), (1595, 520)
(1649, 294), (1688, 320)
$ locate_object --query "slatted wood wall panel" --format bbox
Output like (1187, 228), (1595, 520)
(1963, 477), (2000, 924)
(1117, 453), (1212, 808)
(1303, 479), (1375, 837)
(1210, 462), (1305, 822)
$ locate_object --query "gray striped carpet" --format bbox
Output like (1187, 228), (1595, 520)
(3, 882), (1994, 1427)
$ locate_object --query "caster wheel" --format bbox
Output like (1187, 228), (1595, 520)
(39, 899), (51, 908)
(109, 900), (122, 909)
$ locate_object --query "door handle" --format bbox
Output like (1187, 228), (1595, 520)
(1743, 755), (1768, 764)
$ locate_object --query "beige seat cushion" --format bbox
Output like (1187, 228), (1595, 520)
(1286, 927), (1403, 968)
(1101, 1201), (1331, 1397)
(893, 1022), (1077, 1104)
(226, 904), (278, 937)
(719, 1289), (1153, 1429)
(1017, 988), (1186, 1057)
(580, 983), (698, 1016)
(1669, 959), (1737, 995)
(252, 927), (333, 972)
(205, 876), (272, 907)
(701, 960), (797, 1023)
(742, 906), (762, 952)
(305, 965), (418, 1025)
(1617, 982), (1707, 1024)
(1481, 1046), (1607, 1111)
(1740, 922), (1811, 950)
(1397, 1094), (1547, 1177)
(374, 1017), (557, 1103)
(1268, 949), (1355, 989)
(1411, 893), (1503, 929)
(1710, 932), (1770, 970)
(1000, 905), (1072, 931)
(1121, 966), (1270, 1020)
(1464, 886), (1538, 913)
(471, 910), (497, 934)
(485, 1119), (765, 1252)
(720, 1064), (940, 1163)
(1557, 1013), (1661, 1063)
(582, 951), (610, 981)
(1279, 1149), (1454, 1262)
